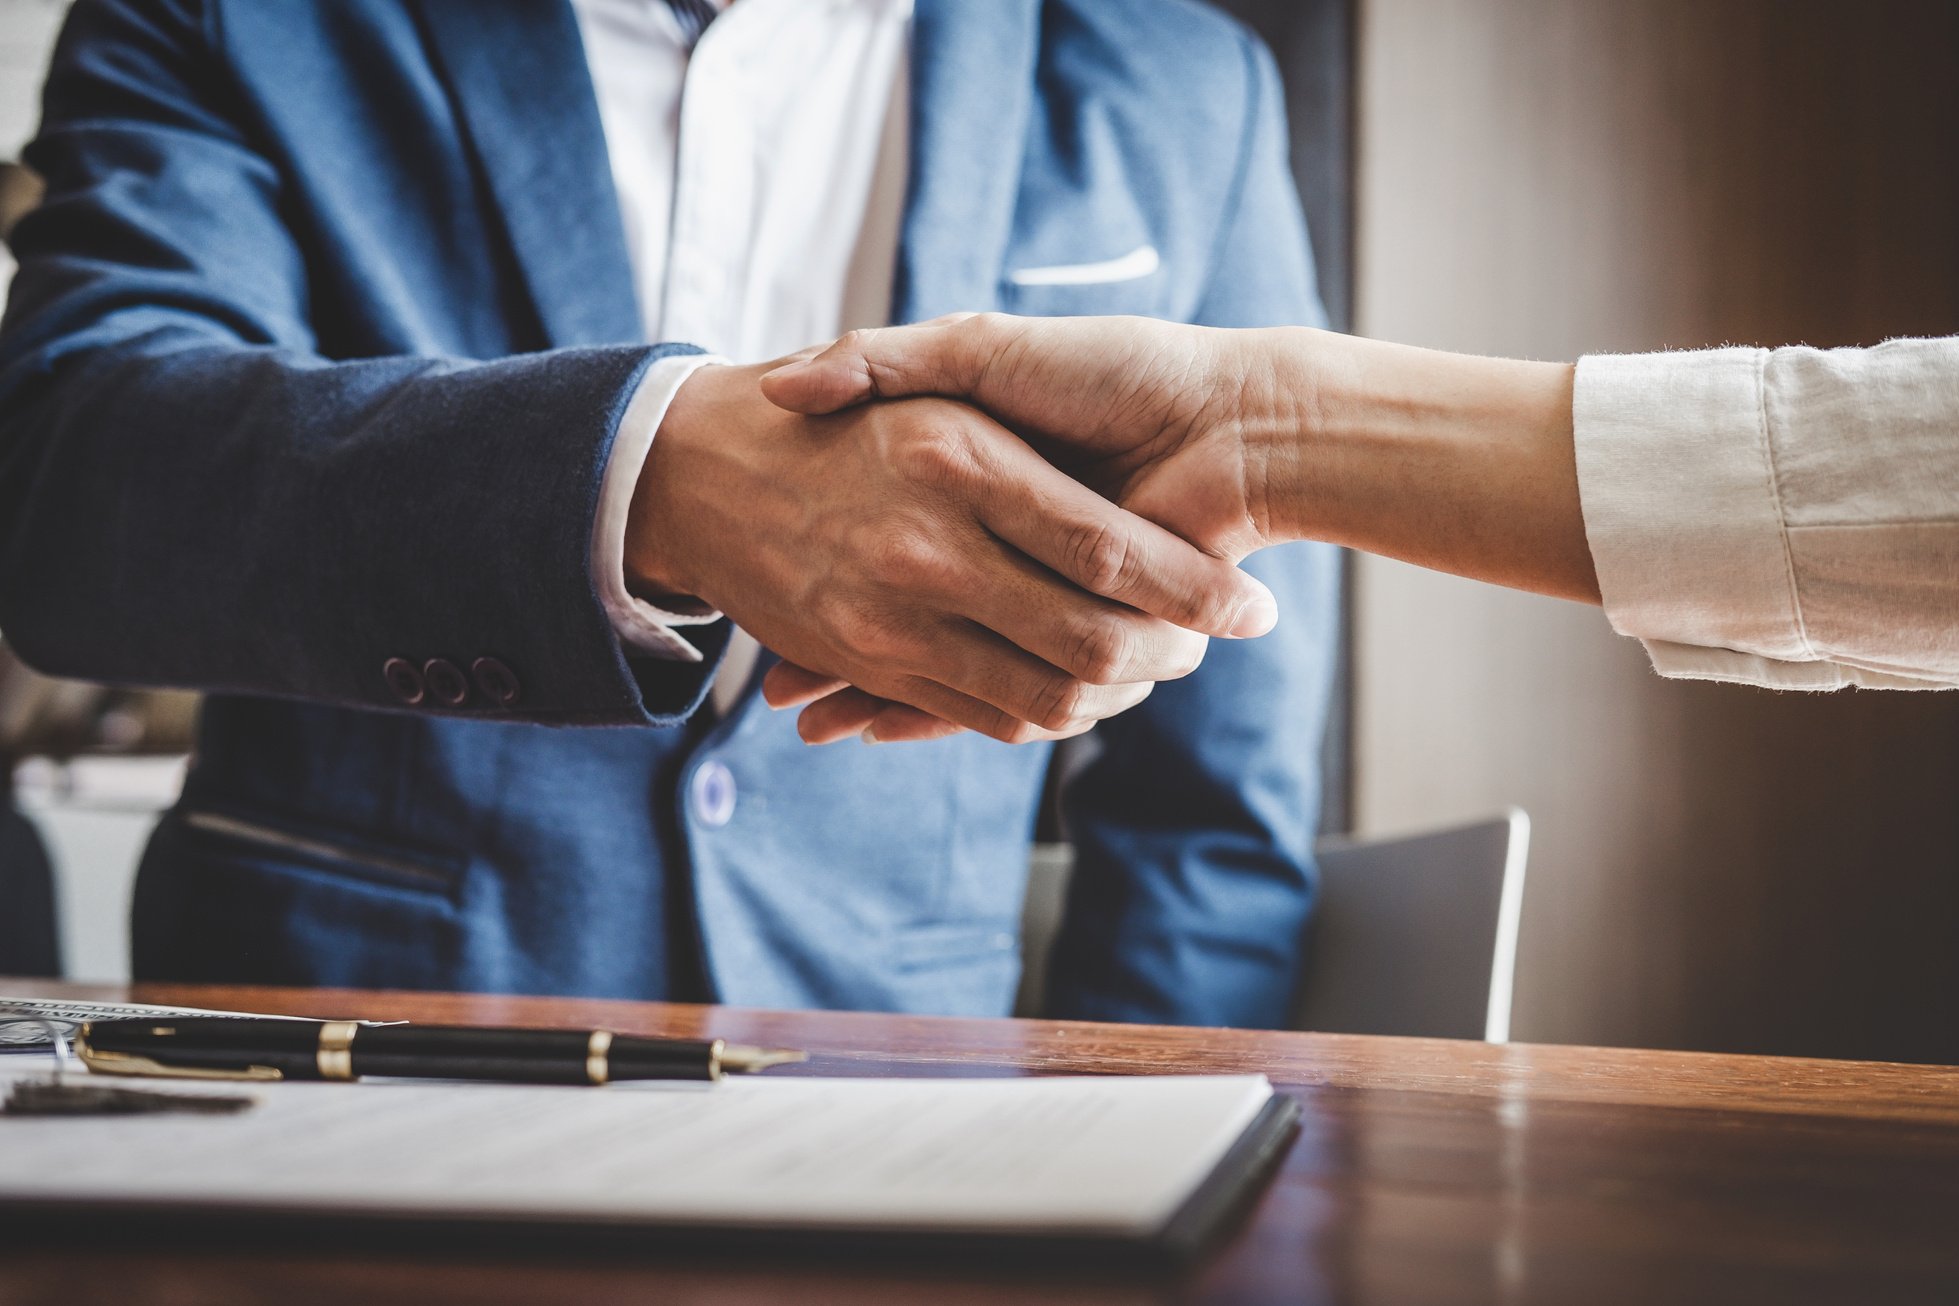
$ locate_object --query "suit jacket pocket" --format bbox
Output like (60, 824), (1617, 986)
(1007, 244), (1160, 287)
(1001, 244), (1167, 318)
(176, 806), (465, 901)
(134, 808), (469, 991)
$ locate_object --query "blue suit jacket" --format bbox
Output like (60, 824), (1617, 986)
(0, 0), (1340, 1025)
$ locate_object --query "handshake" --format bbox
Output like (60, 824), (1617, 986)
(630, 313), (1589, 744)
(630, 315), (1307, 746)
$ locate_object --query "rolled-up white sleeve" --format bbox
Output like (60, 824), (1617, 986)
(592, 353), (728, 663)
(1574, 338), (1959, 690)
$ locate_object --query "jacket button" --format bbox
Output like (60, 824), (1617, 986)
(690, 760), (737, 828)
(383, 658), (426, 705)
(471, 657), (521, 707)
(423, 658), (471, 707)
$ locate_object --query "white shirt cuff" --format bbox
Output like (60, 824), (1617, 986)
(1636, 639), (1953, 690)
(593, 353), (728, 663)
(1575, 349), (1818, 688)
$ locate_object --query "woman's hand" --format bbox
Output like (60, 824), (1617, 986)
(762, 313), (1304, 562)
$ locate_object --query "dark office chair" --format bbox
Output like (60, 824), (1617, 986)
(1017, 811), (1531, 1041)
(3, 164), (61, 975)
(0, 784), (61, 978)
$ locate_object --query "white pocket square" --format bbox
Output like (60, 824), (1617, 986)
(1007, 244), (1160, 288)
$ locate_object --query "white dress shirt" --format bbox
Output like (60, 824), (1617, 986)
(1575, 338), (1959, 690)
(570, 0), (913, 711)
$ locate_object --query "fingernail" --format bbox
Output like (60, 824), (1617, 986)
(763, 358), (811, 380)
(1228, 593), (1278, 639)
(860, 726), (881, 745)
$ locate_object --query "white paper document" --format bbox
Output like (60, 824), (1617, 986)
(0, 996), (308, 1050)
(0, 1065), (1278, 1239)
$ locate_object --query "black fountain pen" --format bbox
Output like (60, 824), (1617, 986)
(74, 1017), (805, 1085)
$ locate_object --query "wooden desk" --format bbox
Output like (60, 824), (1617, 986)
(5, 980), (1957, 1304)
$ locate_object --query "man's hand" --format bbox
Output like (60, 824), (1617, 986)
(627, 360), (1279, 745)
(753, 315), (1308, 742)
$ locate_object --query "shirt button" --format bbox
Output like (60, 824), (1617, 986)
(382, 658), (426, 706)
(422, 659), (471, 708)
(690, 760), (737, 828)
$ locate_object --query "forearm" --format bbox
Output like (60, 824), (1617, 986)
(1246, 329), (1597, 603)
(0, 333), (724, 723)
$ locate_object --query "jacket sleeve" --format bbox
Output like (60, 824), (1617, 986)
(1047, 29), (1341, 1027)
(0, 0), (727, 727)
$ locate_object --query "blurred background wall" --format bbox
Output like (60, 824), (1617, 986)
(0, 0), (61, 273)
(1346, 0), (1959, 1063)
(1, 0), (199, 760)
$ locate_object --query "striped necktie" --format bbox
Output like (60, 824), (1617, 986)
(662, 0), (719, 47)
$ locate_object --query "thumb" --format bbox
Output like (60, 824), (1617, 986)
(759, 315), (988, 415)
(758, 342), (877, 415)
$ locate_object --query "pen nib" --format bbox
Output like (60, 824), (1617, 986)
(719, 1044), (808, 1074)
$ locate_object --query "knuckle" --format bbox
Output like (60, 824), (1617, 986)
(1190, 581), (1243, 634)
(965, 311), (1010, 342)
(830, 601), (915, 665)
(1067, 617), (1135, 686)
(865, 526), (945, 590)
(893, 426), (974, 491)
(863, 616), (925, 666)
(1149, 576), (1228, 636)
(1063, 520), (1136, 598)
(814, 590), (871, 640)
(999, 718), (1049, 747)
(1028, 674), (1091, 734)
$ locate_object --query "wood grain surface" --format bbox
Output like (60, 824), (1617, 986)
(4, 980), (1957, 1305)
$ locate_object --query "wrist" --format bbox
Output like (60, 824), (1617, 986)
(1207, 326), (1326, 548)
(1285, 332), (1589, 599)
(624, 364), (741, 603)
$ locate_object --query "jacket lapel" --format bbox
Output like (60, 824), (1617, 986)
(415, 0), (642, 348)
(894, 0), (1042, 324)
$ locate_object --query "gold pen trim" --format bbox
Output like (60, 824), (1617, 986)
(74, 1024), (284, 1082)
(586, 1029), (613, 1085)
(316, 1020), (360, 1081)
(718, 1043), (808, 1074)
